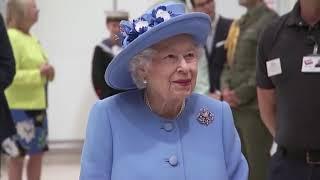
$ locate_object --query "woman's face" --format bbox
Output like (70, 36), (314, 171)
(25, 0), (39, 25)
(145, 34), (199, 101)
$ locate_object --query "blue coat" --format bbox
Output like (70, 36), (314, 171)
(80, 90), (248, 180)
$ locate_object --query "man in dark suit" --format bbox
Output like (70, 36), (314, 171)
(0, 14), (19, 157)
(190, 0), (233, 99)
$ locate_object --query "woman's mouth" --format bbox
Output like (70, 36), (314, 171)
(173, 79), (192, 86)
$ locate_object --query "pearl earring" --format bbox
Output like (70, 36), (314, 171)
(143, 80), (147, 84)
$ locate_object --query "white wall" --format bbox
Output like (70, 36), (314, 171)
(215, 0), (245, 19)
(6, 0), (294, 141)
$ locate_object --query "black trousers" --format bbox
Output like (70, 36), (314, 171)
(268, 149), (320, 180)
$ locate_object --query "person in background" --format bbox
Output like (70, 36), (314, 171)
(5, 0), (55, 179)
(224, 20), (240, 73)
(191, 0), (233, 99)
(257, 0), (320, 179)
(220, 0), (278, 180)
(80, 2), (248, 180)
(91, 10), (128, 99)
(0, 13), (20, 158)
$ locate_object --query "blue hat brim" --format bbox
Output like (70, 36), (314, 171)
(105, 12), (211, 90)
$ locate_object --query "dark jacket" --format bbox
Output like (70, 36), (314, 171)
(206, 16), (233, 92)
(91, 39), (123, 99)
(0, 14), (16, 143)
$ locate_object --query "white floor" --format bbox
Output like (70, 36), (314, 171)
(0, 150), (81, 180)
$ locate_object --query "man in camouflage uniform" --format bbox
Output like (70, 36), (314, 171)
(221, 0), (278, 180)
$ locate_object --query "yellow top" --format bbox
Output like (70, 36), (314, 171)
(5, 28), (48, 109)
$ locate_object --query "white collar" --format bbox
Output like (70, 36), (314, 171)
(211, 14), (220, 31)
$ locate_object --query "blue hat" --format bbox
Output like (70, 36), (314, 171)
(105, 2), (211, 90)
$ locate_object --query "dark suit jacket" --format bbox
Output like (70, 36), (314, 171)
(91, 39), (123, 99)
(0, 14), (16, 143)
(205, 16), (233, 92)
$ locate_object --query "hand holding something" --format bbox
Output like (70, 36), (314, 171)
(40, 63), (55, 81)
(222, 88), (240, 108)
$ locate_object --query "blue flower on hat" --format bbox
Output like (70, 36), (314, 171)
(120, 21), (138, 45)
(119, 4), (178, 47)
(133, 18), (149, 34)
(152, 6), (172, 24)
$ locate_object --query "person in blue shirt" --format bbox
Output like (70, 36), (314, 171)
(80, 2), (248, 180)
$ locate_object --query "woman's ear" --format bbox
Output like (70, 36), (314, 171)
(137, 65), (148, 81)
(137, 66), (148, 82)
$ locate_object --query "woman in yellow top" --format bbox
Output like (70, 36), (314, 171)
(5, 0), (54, 179)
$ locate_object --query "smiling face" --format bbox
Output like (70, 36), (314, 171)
(143, 34), (199, 102)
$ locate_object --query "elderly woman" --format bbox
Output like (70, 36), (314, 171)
(5, 0), (54, 180)
(80, 2), (248, 180)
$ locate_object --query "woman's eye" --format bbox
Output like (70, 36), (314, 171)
(165, 54), (176, 59)
(184, 52), (196, 60)
(163, 54), (177, 61)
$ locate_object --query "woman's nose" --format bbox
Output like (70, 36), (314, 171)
(177, 56), (188, 73)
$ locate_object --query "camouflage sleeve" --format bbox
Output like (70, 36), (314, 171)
(220, 63), (231, 89)
(234, 69), (256, 105)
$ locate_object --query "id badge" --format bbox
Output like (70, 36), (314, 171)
(301, 55), (320, 73)
(266, 58), (282, 77)
(302, 43), (320, 72)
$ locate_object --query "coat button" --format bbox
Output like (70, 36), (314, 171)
(163, 122), (174, 132)
(168, 155), (178, 166)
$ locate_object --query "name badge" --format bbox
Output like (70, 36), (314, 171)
(301, 56), (320, 73)
(266, 58), (282, 77)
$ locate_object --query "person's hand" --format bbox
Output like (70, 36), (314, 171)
(222, 88), (239, 108)
(209, 90), (222, 100)
(40, 63), (55, 81)
(1, 136), (21, 157)
(46, 64), (55, 81)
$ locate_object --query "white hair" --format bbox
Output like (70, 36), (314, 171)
(6, 0), (30, 26)
(129, 48), (157, 89)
